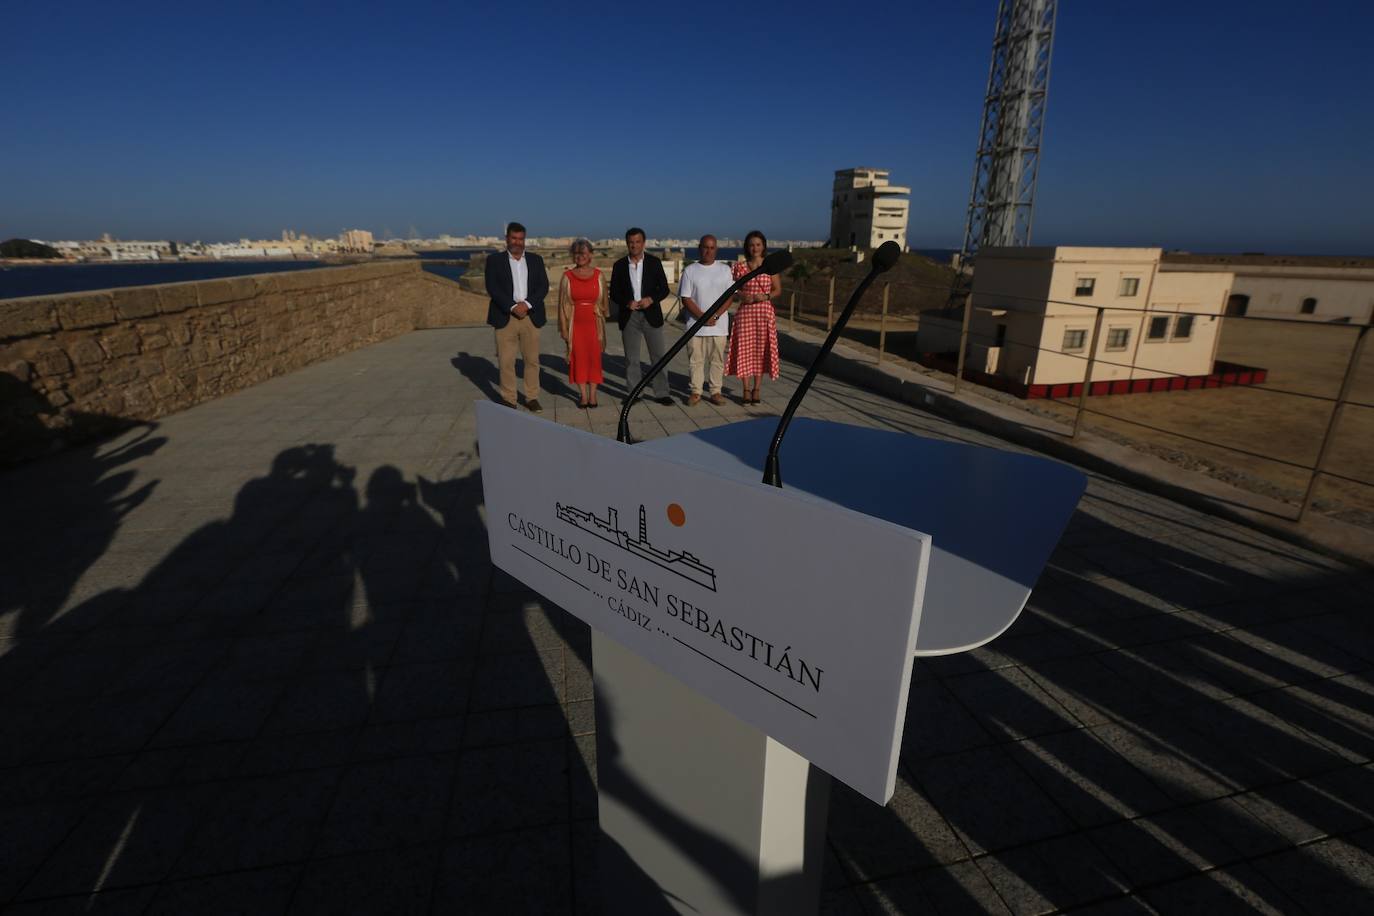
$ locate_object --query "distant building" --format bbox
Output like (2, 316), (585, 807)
(829, 168), (909, 251)
(207, 241), (294, 259)
(1160, 253), (1374, 325)
(919, 247), (1252, 395)
(106, 240), (173, 261)
(339, 229), (375, 253)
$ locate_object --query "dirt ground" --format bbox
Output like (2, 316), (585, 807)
(783, 293), (1374, 527)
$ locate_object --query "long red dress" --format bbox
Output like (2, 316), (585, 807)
(725, 261), (780, 379)
(566, 268), (604, 384)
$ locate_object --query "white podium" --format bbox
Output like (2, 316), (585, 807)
(476, 403), (1084, 915)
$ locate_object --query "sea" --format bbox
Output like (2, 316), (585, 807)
(1, 247), (958, 301)
(0, 259), (348, 301)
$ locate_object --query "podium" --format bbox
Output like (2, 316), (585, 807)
(477, 402), (1084, 915)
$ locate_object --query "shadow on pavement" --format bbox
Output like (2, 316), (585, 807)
(2, 394), (1370, 913)
(855, 504), (1373, 912)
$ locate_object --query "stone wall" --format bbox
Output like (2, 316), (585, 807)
(0, 261), (487, 463)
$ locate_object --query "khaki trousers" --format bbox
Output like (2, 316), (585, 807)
(689, 335), (727, 395)
(495, 318), (541, 404)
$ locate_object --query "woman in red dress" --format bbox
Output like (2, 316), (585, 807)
(558, 238), (608, 407)
(725, 229), (781, 405)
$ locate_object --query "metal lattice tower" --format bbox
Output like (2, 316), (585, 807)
(960, 0), (1057, 263)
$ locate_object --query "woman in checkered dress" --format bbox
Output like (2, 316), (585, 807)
(725, 230), (781, 404)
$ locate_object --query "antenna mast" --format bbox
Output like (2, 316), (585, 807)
(960, 0), (1058, 264)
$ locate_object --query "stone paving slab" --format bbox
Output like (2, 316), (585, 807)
(1, 325), (1371, 914)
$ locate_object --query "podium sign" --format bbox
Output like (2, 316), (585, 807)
(477, 402), (929, 804)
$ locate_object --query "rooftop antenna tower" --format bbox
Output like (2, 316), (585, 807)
(959, 0), (1058, 264)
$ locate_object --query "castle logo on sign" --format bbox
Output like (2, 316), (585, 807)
(557, 501), (717, 591)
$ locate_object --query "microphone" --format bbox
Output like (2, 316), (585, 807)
(762, 241), (901, 486)
(618, 249), (794, 443)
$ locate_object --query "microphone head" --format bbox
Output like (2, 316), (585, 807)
(762, 250), (794, 274)
(873, 241), (902, 273)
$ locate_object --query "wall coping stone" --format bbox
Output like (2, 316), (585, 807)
(0, 261), (425, 343)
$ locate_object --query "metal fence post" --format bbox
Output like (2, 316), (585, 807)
(826, 276), (835, 331)
(953, 292), (973, 395)
(789, 290), (796, 332)
(877, 283), (890, 364)
(1298, 323), (1370, 522)
(1071, 308), (1106, 440)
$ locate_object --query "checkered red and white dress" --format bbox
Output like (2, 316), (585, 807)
(725, 261), (780, 379)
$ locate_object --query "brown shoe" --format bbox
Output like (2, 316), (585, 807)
(526, 399), (543, 413)
(709, 393), (724, 406)
(688, 394), (701, 406)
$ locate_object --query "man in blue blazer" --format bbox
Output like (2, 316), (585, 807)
(485, 222), (549, 411)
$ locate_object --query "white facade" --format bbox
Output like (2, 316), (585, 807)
(955, 247), (1233, 388)
(207, 243), (297, 259)
(830, 168), (909, 251)
(1161, 255), (1374, 324)
(102, 240), (174, 260)
(339, 229), (375, 253)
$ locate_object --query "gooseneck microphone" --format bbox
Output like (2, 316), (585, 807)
(617, 249), (794, 443)
(762, 241), (901, 487)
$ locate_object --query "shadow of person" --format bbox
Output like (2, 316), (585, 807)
(531, 353), (580, 404)
(0, 443), (368, 903)
(599, 349), (697, 402)
(417, 471), (493, 597)
(350, 466), (451, 681)
(597, 353), (634, 399)
(451, 351), (503, 404)
(357, 466), (431, 608)
(412, 465), (612, 911)
(1, 416), (165, 639)
(0, 369), (61, 463)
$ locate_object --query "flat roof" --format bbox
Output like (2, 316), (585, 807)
(1162, 252), (1374, 269)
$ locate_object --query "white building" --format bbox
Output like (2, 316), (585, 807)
(106, 240), (174, 261)
(829, 168), (909, 251)
(920, 247), (1245, 395)
(206, 241), (296, 259)
(1160, 253), (1374, 324)
(339, 229), (375, 253)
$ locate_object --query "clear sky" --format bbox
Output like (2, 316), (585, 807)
(3, 0), (1370, 253)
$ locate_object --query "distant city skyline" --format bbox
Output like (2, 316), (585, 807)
(4, 1), (1371, 255)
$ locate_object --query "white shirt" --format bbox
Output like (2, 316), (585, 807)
(679, 261), (733, 337)
(508, 251), (528, 312)
(628, 256), (644, 302)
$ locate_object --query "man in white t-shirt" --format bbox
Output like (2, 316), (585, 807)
(678, 234), (734, 405)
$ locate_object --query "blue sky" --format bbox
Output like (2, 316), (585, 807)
(3, 0), (1370, 252)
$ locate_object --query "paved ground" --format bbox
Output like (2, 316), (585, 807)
(1, 325), (1371, 915)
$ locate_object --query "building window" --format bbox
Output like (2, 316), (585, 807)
(1074, 277), (1096, 296)
(1063, 329), (1087, 352)
(1172, 315), (1195, 340)
(1146, 315), (1170, 340)
(1301, 297), (1318, 314)
(1118, 277), (1140, 296)
(1106, 327), (1131, 350)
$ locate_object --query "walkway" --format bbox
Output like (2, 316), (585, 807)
(1, 325), (1370, 914)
